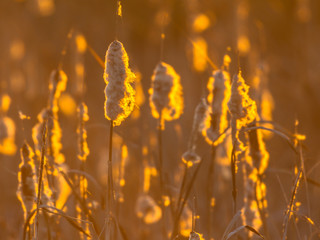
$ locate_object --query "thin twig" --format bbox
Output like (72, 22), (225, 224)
(282, 169), (303, 240)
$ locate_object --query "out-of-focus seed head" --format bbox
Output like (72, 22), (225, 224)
(49, 69), (68, 112)
(0, 93), (11, 114)
(149, 62), (183, 128)
(193, 98), (209, 133)
(0, 116), (17, 155)
(135, 194), (162, 224)
(104, 40), (136, 126)
(77, 102), (89, 162)
(228, 72), (256, 125)
(17, 142), (37, 221)
(203, 70), (231, 146)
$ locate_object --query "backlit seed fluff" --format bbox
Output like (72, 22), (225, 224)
(149, 62), (183, 128)
(228, 72), (256, 152)
(203, 70), (231, 146)
(77, 102), (89, 162)
(135, 194), (162, 224)
(17, 143), (37, 222)
(0, 116), (17, 155)
(48, 69), (68, 112)
(0, 93), (11, 114)
(228, 72), (256, 126)
(104, 40), (136, 126)
(193, 98), (210, 134)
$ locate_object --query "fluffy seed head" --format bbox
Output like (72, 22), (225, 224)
(49, 69), (68, 112)
(193, 98), (210, 134)
(228, 72), (256, 125)
(135, 194), (162, 224)
(17, 142), (37, 221)
(0, 116), (17, 155)
(203, 70), (231, 146)
(104, 40), (136, 126)
(149, 62), (183, 128)
(77, 102), (89, 162)
(0, 93), (11, 114)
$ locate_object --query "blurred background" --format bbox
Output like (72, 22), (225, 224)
(1, 0), (320, 239)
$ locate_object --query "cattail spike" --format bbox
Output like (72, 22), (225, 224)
(149, 62), (183, 129)
(17, 142), (38, 223)
(104, 40), (136, 126)
(203, 70), (231, 146)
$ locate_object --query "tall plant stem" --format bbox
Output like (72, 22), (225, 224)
(208, 145), (216, 239)
(158, 115), (164, 201)
(157, 113), (167, 239)
(35, 120), (48, 240)
(107, 120), (115, 239)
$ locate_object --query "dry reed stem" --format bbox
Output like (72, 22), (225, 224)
(59, 171), (100, 235)
(35, 119), (47, 240)
(282, 168), (303, 240)
(171, 158), (204, 240)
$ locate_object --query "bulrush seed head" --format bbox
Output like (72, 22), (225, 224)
(228, 72), (256, 126)
(17, 142), (37, 222)
(193, 98), (210, 135)
(135, 194), (162, 224)
(0, 116), (17, 155)
(0, 93), (11, 114)
(203, 70), (231, 146)
(104, 40), (136, 126)
(228, 72), (256, 152)
(77, 102), (89, 162)
(149, 62), (183, 128)
(48, 69), (68, 112)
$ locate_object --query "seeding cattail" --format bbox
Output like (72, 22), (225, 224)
(0, 93), (17, 155)
(104, 40), (136, 126)
(48, 69), (68, 113)
(241, 155), (263, 234)
(77, 102), (90, 162)
(135, 194), (162, 224)
(17, 143), (37, 222)
(203, 70), (231, 146)
(252, 63), (273, 123)
(149, 62), (183, 129)
(245, 118), (270, 233)
(228, 71), (256, 152)
(76, 103), (90, 239)
(32, 108), (67, 209)
(0, 93), (11, 114)
(32, 108), (64, 165)
(0, 116), (17, 155)
(248, 119), (269, 175)
(131, 72), (145, 120)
